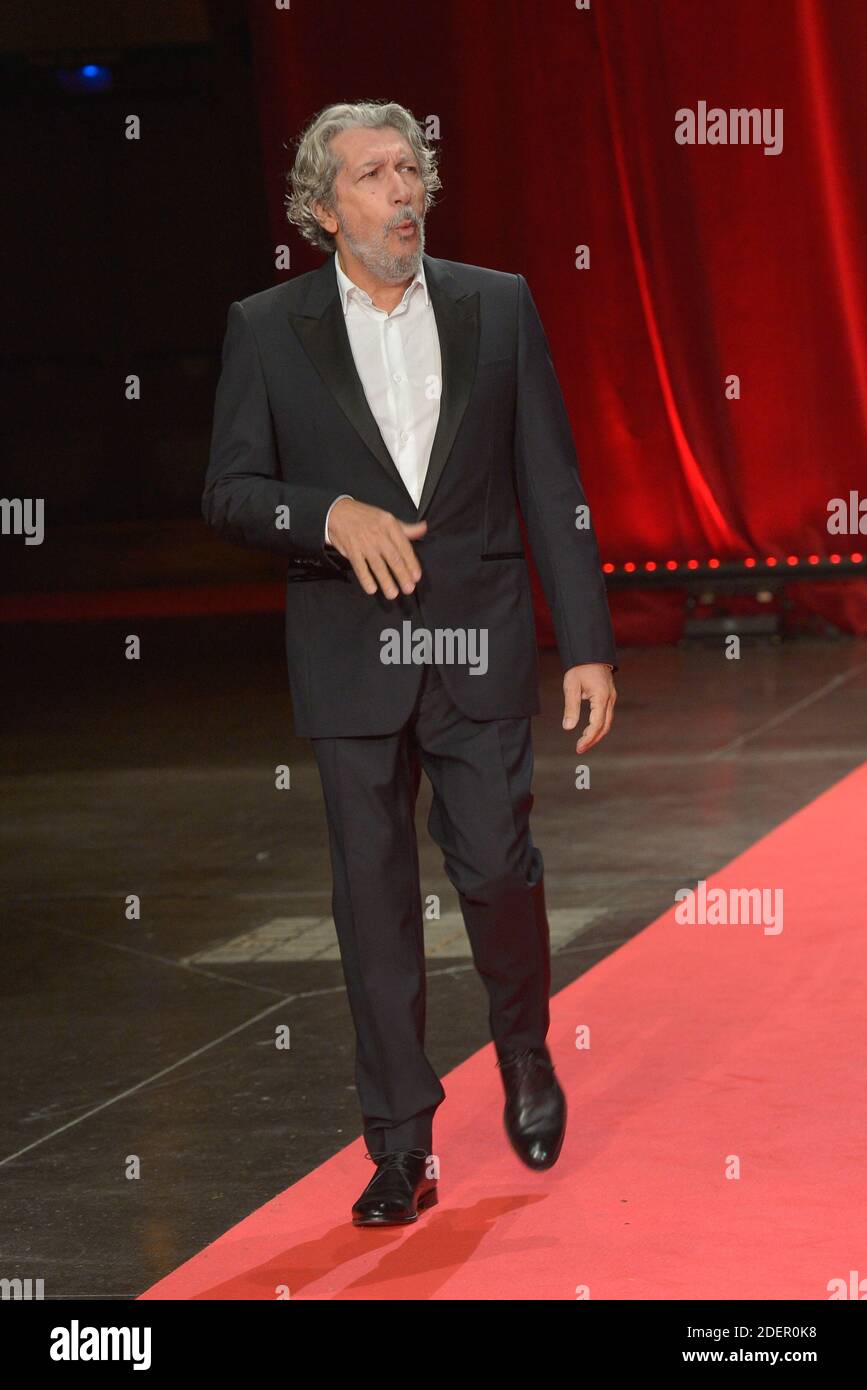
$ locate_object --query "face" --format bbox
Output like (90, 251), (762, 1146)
(314, 125), (427, 282)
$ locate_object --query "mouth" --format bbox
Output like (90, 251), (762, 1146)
(394, 220), (417, 233)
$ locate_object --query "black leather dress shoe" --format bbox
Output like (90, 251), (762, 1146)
(351, 1147), (438, 1226)
(497, 1047), (567, 1170)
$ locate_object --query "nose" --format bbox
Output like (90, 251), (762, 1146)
(389, 167), (415, 204)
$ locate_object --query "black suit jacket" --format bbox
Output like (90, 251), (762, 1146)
(202, 252), (617, 737)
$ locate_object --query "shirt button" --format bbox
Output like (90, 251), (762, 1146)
(393, 372), (404, 383)
(400, 431), (409, 443)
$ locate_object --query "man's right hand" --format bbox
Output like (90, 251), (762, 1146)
(327, 498), (427, 598)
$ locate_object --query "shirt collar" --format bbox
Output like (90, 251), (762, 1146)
(333, 249), (429, 314)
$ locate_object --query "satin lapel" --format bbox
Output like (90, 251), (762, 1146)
(418, 257), (480, 518)
(287, 257), (408, 498)
(286, 253), (479, 516)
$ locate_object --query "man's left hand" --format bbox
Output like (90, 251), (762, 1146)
(562, 664), (616, 753)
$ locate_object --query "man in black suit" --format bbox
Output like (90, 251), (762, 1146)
(203, 100), (617, 1226)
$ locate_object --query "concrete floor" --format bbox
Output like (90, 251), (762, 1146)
(1, 614), (865, 1298)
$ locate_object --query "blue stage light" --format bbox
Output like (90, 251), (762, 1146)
(56, 63), (113, 93)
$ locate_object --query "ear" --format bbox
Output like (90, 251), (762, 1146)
(312, 199), (338, 235)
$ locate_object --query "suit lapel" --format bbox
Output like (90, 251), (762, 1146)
(287, 261), (403, 494)
(418, 256), (479, 518)
(286, 252), (479, 516)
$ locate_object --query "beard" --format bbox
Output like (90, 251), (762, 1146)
(335, 203), (425, 283)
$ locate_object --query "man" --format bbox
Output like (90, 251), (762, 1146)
(203, 100), (617, 1226)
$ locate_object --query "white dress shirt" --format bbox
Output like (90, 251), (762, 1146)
(324, 250), (442, 543)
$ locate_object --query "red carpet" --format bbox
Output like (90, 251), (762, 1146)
(140, 762), (867, 1300)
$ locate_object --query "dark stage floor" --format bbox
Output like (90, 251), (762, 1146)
(1, 615), (865, 1297)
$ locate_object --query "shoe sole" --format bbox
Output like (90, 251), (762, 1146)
(352, 1186), (439, 1227)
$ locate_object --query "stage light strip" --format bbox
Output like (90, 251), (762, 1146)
(602, 553), (865, 575)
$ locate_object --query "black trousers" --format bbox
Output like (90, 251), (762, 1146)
(311, 662), (551, 1155)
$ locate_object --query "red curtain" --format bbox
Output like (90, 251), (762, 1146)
(247, 0), (867, 641)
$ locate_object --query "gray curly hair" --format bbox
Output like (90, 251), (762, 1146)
(285, 100), (442, 254)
